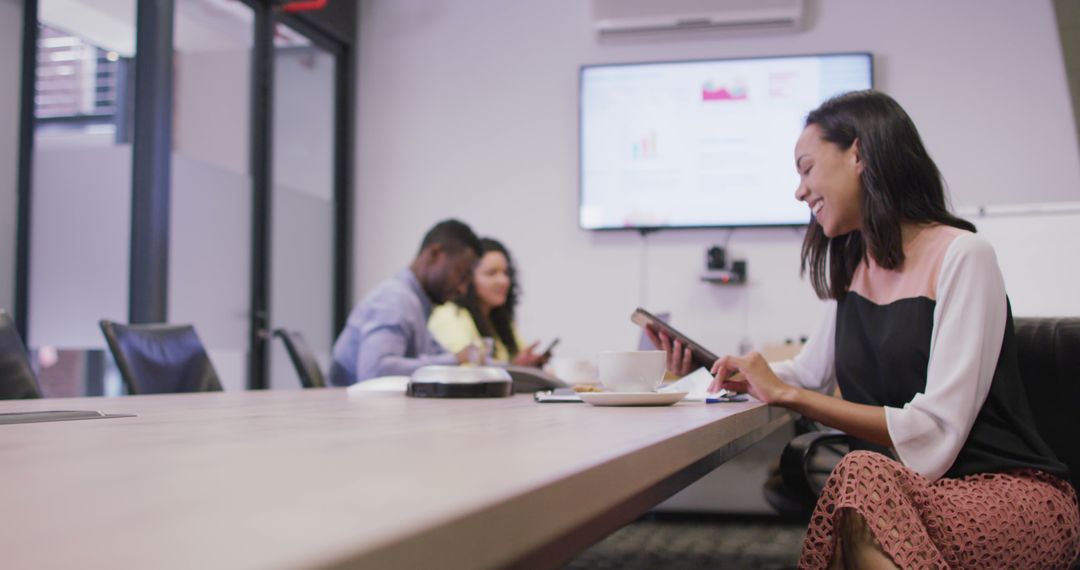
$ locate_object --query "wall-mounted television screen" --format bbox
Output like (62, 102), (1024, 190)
(579, 52), (873, 230)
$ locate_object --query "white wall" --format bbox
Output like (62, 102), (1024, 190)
(354, 0), (1080, 364)
(0, 0), (21, 315)
(962, 207), (1080, 318)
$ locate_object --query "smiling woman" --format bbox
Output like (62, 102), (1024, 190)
(796, 91), (977, 301)
(429, 237), (547, 367)
(658, 90), (1080, 568)
(793, 124), (863, 239)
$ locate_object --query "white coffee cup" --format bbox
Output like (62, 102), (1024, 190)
(598, 350), (666, 393)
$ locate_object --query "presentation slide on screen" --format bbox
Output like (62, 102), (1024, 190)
(580, 54), (871, 229)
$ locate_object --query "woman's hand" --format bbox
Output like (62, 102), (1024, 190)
(644, 325), (694, 377)
(709, 352), (795, 405)
(711, 354), (892, 447)
(511, 341), (545, 367)
(455, 344), (483, 365)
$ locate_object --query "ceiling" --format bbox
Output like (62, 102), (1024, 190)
(39, 0), (284, 56)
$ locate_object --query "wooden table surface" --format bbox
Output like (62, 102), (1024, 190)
(0, 389), (790, 569)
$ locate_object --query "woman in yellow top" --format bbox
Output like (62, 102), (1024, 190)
(429, 238), (547, 367)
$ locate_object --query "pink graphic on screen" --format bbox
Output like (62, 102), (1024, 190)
(702, 80), (748, 101)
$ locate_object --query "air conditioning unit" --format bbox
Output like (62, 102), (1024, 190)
(592, 0), (805, 37)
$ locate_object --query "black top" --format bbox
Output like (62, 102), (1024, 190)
(836, 291), (1067, 479)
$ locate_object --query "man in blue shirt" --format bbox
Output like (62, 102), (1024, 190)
(329, 219), (482, 385)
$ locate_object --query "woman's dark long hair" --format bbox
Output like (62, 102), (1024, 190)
(459, 238), (520, 357)
(800, 90), (976, 300)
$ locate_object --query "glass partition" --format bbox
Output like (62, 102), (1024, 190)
(28, 0), (136, 396)
(20, 2), (348, 394)
(0, 0), (22, 314)
(169, 0), (254, 392)
(268, 24), (337, 389)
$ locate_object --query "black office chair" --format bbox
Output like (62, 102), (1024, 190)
(273, 329), (326, 388)
(99, 320), (223, 395)
(777, 317), (1080, 513)
(0, 310), (43, 399)
(1011, 317), (1080, 493)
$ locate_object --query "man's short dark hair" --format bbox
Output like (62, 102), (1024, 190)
(418, 219), (482, 257)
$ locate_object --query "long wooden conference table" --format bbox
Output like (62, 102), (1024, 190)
(0, 388), (790, 569)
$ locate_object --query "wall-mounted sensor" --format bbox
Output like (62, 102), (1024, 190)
(706, 246), (726, 270)
(731, 260), (747, 282)
(701, 257), (746, 285)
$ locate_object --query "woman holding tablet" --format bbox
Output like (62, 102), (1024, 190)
(430, 237), (548, 367)
(655, 91), (1078, 568)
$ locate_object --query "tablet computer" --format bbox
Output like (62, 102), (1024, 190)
(631, 307), (719, 370)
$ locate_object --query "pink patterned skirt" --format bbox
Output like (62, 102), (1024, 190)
(799, 451), (1080, 569)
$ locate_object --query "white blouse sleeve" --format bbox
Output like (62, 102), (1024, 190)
(885, 234), (1006, 481)
(771, 300), (837, 395)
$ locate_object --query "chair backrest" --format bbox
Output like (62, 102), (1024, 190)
(0, 310), (42, 399)
(99, 320), (223, 395)
(1013, 317), (1080, 493)
(273, 329), (326, 388)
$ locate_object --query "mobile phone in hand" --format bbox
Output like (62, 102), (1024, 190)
(539, 338), (560, 360)
(630, 307), (718, 370)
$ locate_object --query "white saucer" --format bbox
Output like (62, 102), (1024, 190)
(578, 391), (688, 407)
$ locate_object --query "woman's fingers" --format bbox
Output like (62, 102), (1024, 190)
(709, 356), (732, 392)
(661, 333), (677, 372)
(708, 376), (747, 394)
(512, 341), (547, 367)
(707, 376), (721, 394)
(671, 338), (684, 374)
(644, 325), (662, 349)
(710, 355), (739, 377)
(719, 379), (748, 392)
(709, 355), (748, 392)
(657, 333), (695, 377)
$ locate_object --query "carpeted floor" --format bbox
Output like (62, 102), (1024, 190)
(563, 513), (807, 570)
